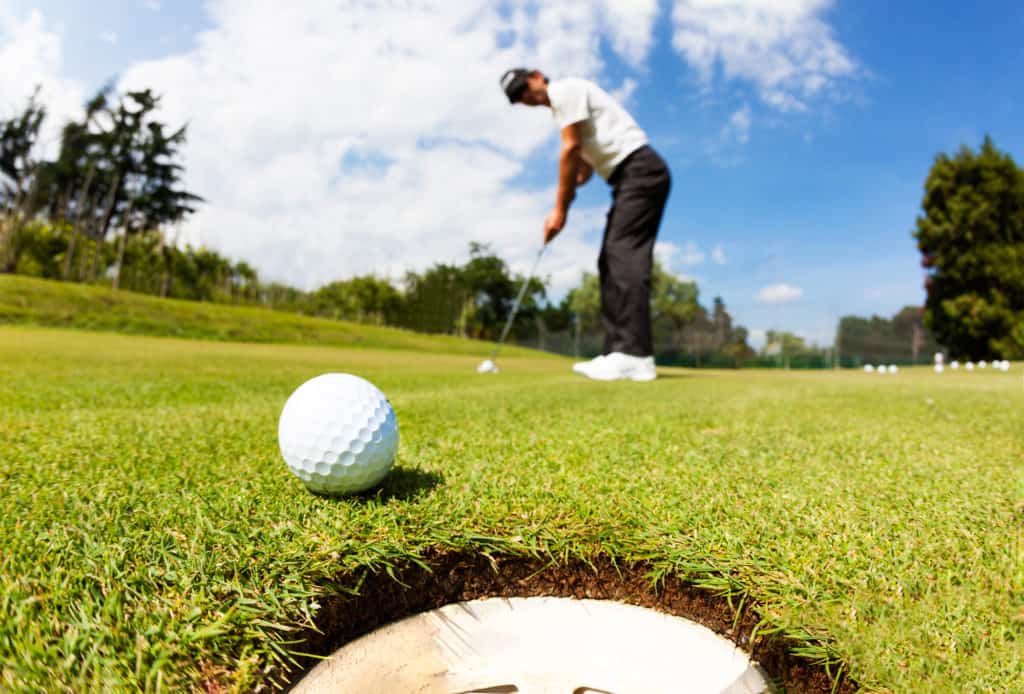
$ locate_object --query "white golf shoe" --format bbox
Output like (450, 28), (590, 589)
(572, 352), (657, 381)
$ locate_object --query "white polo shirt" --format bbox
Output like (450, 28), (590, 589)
(547, 78), (648, 181)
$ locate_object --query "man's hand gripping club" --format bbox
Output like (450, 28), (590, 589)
(543, 122), (593, 245)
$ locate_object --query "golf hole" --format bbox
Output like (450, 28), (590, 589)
(276, 553), (854, 693)
(293, 596), (771, 693)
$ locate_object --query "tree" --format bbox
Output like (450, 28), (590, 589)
(400, 263), (466, 334)
(26, 87), (203, 282)
(914, 136), (1024, 359)
(0, 87), (47, 271)
(838, 306), (942, 365)
(720, 326), (756, 364)
(651, 260), (703, 360)
(311, 275), (402, 324)
(651, 259), (701, 331)
(711, 296), (731, 350)
(0, 87), (46, 205)
(461, 243), (519, 339)
(566, 272), (601, 330)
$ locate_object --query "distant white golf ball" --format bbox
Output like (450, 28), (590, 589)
(966, 362), (975, 371)
(934, 364), (944, 373)
(934, 352), (944, 365)
(877, 365), (888, 374)
(889, 365), (899, 374)
(951, 361), (960, 370)
(477, 359), (499, 374)
(864, 364), (875, 373)
(979, 360), (988, 369)
(278, 373), (398, 496)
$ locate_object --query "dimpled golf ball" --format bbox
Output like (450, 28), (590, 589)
(278, 373), (398, 496)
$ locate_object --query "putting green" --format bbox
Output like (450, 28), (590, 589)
(1, 326), (1021, 692)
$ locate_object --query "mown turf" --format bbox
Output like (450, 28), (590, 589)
(0, 274), (542, 357)
(1, 325), (1022, 692)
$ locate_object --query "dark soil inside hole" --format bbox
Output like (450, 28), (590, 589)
(277, 551), (856, 693)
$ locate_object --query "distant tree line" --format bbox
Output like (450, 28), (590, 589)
(837, 306), (942, 366)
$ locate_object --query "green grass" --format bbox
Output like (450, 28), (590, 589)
(1, 324), (1022, 692)
(0, 274), (542, 357)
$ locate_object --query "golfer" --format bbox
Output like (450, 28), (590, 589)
(500, 68), (671, 382)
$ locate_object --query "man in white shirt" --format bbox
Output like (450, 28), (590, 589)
(500, 68), (671, 382)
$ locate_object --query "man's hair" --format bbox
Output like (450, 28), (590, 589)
(501, 68), (547, 103)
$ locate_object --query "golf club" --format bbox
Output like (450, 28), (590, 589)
(477, 244), (546, 374)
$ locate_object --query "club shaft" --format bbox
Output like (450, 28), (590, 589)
(489, 246), (545, 362)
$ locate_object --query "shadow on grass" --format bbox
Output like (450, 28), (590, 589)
(308, 466), (442, 504)
(367, 465), (444, 503)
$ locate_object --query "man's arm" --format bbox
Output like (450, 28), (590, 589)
(576, 159), (594, 186)
(555, 122), (583, 213)
(544, 123), (583, 243)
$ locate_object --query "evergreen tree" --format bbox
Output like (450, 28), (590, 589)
(914, 137), (1024, 359)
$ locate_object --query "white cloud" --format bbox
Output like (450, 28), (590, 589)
(611, 77), (639, 105)
(0, 9), (84, 159)
(747, 328), (766, 350)
(98, 31), (118, 44)
(112, 1), (653, 292)
(721, 104), (751, 143)
(671, 0), (858, 112)
(679, 241), (705, 266)
(655, 241), (704, 272)
(711, 243), (727, 265)
(598, 0), (661, 68)
(755, 283), (803, 304)
(654, 242), (676, 268)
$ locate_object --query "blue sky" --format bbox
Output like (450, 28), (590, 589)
(2, 1), (1023, 347)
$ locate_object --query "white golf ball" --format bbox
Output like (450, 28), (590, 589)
(951, 361), (960, 370)
(934, 364), (944, 373)
(966, 362), (975, 371)
(979, 360), (987, 369)
(877, 365), (888, 374)
(889, 365), (899, 374)
(864, 364), (875, 373)
(278, 373), (398, 496)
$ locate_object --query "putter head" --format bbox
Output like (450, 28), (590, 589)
(477, 359), (499, 374)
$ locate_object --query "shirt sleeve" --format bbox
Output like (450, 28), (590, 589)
(548, 80), (590, 128)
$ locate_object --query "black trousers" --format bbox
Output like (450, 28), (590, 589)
(599, 145), (671, 357)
